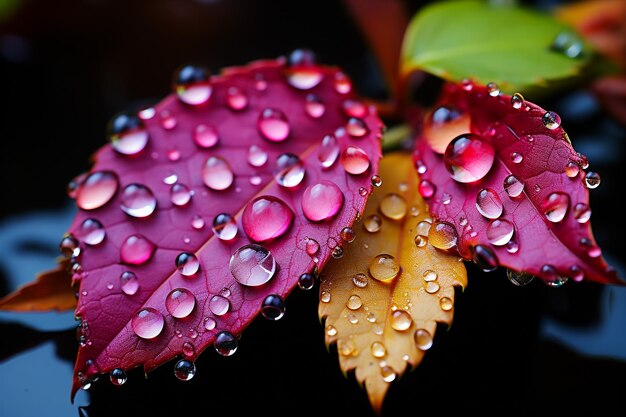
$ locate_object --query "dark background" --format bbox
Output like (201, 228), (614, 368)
(0, 1), (625, 416)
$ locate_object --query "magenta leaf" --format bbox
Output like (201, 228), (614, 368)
(414, 81), (620, 285)
(66, 56), (383, 396)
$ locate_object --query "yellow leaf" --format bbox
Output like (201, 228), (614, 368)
(319, 153), (467, 412)
(0, 260), (76, 312)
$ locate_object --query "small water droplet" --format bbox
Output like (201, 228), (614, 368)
(76, 218), (106, 246)
(358, 187), (368, 197)
(305, 94), (325, 118)
(202, 156), (234, 191)
(159, 109), (177, 130)
(380, 365), (396, 383)
(325, 324), (337, 336)
(369, 254), (400, 282)
(174, 64), (212, 105)
(419, 179), (437, 198)
(244, 145), (268, 169)
(286, 61), (323, 90)
(573, 203), (591, 223)
(138, 107), (155, 120)
(110, 368), (127, 386)
(371, 341), (386, 358)
(511, 93), (524, 109)
(541, 264), (568, 287)
(341, 146), (370, 175)
(191, 215), (205, 230)
(163, 174), (178, 185)
(542, 111), (561, 130)
(338, 339), (357, 356)
(332, 246), (344, 259)
(170, 183), (192, 207)
(429, 221), (458, 250)
(243, 196), (294, 242)
(565, 162), (580, 178)
(230, 244), (276, 287)
(339, 227), (355, 243)
(166, 288), (196, 318)
(215, 331), (238, 356)
(120, 271), (139, 295)
(342, 99), (368, 119)
(132, 308), (164, 339)
(351, 273), (369, 288)
(121, 234), (155, 265)
(379, 193), (407, 220)
(584, 171), (601, 189)
(444, 134), (495, 183)
(507, 270), (535, 286)
(207, 213), (237, 241)
(193, 124), (219, 148)
(425, 281), (440, 294)
(510, 152), (524, 164)
(487, 82), (500, 96)
(176, 252), (200, 276)
(346, 117), (368, 138)
(390, 309), (412, 331)
(120, 184), (157, 218)
(542, 192), (570, 223)
(275, 153), (305, 188)
(472, 244), (499, 272)
(204, 317), (217, 331)
(108, 113), (149, 156)
(476, 188), (503, 219)
(551, 31), (584, 59)
(302, 239), (319, 257)
(209, 295), (230, 316)
(423, 270), (437, 282)
(506, 240), (519, 254)
(334, 72), (352, 94)
(346, 294), (362, 310)
(261, 294), (286, 321)
(321, 291), (331, 303)
(414, 329), (433, 350)
(302, 181), (344, 222)
(258, 108), (290, 142)
(369, 176), (382, 189)
(569, 265), (584, 281)
(76, 171), (119, 210)
(174, 359), (196, 381)
(486, 219), (515, 246)
(298, 272), (315, 290)
(504, 175), (524, 198)
(226, 86), (248, 110)
(315, 134), (340, 169)
(347, 313), (359, 324)
(440, 297), (453, 311)
(363, 215), (382, 233)
(167, 148), (181, 161)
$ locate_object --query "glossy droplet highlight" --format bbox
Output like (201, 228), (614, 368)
(391, 310), (412, 331)
(476, 188), (503, 219)
(226, 86), (248, 110)
(507, 270), (535, 286)
(346, 294), (362, 310)
(369, 254), (400, 282)
(444, 134), (495, 183)
(486, 219), (515, 246)
(551, 31), (584, 58)
(242, 195), (294, 242)
(193, 124), (219, 148)
(542, 111), (561, 130)
(215, 331), (238, 356)
(504, 175), (524, 198)
(120, 271), (139, 295)
(321, 291), (331, 303)
(381, 366), (396, 383)
(363, 215), (382, 233)
(326, 324), (337, 337)
(76, 171), (119, 210)
(286, 67), (323, 90)
(176, 252), (200, 276)
(341, 146), (370, 175)
(258, 108), (290, 142)
(109, 113), (149, 156)
(585, 171), (601, 189)
(174, 359), (196, 381)
(487, 82), (500, 96)
(440, 297), (453, 311)
(132, 308), (164, 339)
(371, 341), (386, 358)
(565, 162), (580, 178)
(121, 234), (155, 265)
(429, 221), (458, 250)
(298, 273), (315, 290)
(346, 117), (368, 137)
(510, 152), (523, 164)
(305, 94), (325, 118)
(229, 244), (276, 287)
(77, 218), (105, 246)
(212, 213), (238, 241)
(275, 153), (305, 188)
(202, 156), (234, 191)
(305, 238), (320, 255)
(191, 215), (205, 230)
(423, 270), (437, 282)
(204, 317), (217, 331)
(170, 183), (192, 207)
(573, 203), (591, 223)
(343, 99), (368, 118)
(209, 295), (230, 316)
(302, 181), (344, 222)
(340, 227), (356, 243)
(352, 273), (368, 288)
(371, 175), (382, 188)
(379, 193), (407, 220)
(472, 245), (499, 272)
(511, 93), (524, 109)
(414, 329), (433, 350)
(334, 72), (352, 94)
(418, 179), (436, 198)
(174, 64), (211, 105)
(318, 134), (339, 168)
(120, 183), (157, 218)
(262, 294), (286, 321)
(166, 288), (196, 318)
(542, 192), (570, 223)
(110, 368), (127, 386)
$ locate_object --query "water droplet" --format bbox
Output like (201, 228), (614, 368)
(182, 342), (195, 358)
(346, 294), (362, 310)
(120, 271), (139, 295)
(507, 270), (535, 286)
(569, 265), (584, 281)
(352, 273), (368, 288)
(551, 31), (584, 59)
(418, 179), (436, 198)
(174, 359), (196, 381)
(341, 146), (370, 175)
(176, 252), (200, 276)
(339, 227), (356, 243)
(174, 64), (211, 105)
(565, 162), (580, 178)
(510, 152), (524, 164)
(346, 313), (358, 324)
(166, 288), (196, 318)
(76, 218), (106, 246)
(226, 86), (248, 110)
(286, 66), (323, 90)
(541, 264), (568, 287)
(76, 171), (119, 210)
(422, 270), (438, 282)
(371, 341), (386, 358)
(334, 72), (352, 94)
(542, 111), (561, 130)
(584, 171), (601, 189)
(302, 181), (344, 222)
(346, 117), (368, 138)
(542, 192), (570, 223)
(504, 175), (524, 198)
(331, 246), (344, 259)
(359, 187), (368, 197)
(138, 107), (155, 120)
(262, 294), (286, 320)
(380, 365), (396, 383)
(305, 94), (325, 118)
(486, 219), (515, 246)
(202, 156), (234, 191)
(441, 193), (451, 205)
(487, 82), (500, 96)
(511, 93), (524, 109)
(110, 368), (127, 386)
(321, 291), (331, 303)
(390, 309), (412, 331)
(476, 188), (503, 219)
(163, 174), (178, 185)
(363, 215), (382, 233)
(370, 175), (382, 188)
(230, 244), (276, 287)
(429, 221), (458, 250)
(573, 203), (591, 223)
(414, 329), (433, 350)
(275, 153), (306, 188)
(425, 281), (440, 294)
(298, 273), (315, 290)
(191, 215), (205, 230)
(369, 254), (400, 282)
(305, 238), (320, 255)
(108, 113), (149, 156)
(242, 196), (294, 242)
(472, 244), (499, 272)
(167, 148), (181, 161)
(209, 295), (230, 316)
(258, 108), (290, 142)
(440, 297), (453, 311)
(338, 339), (357, 356)
(215, 331), (238, 356)
(204, 317), (217, 331)
(444, 134), (495, 183)
(379, 193), (407, 220)
(159, 110), (177, 130)
(193, 124), (219, 148)
(132, 308), (164, 339)
(209, 213), (238, 241)
(326, 324), (337, 336)
(121, 234), (156, 265)
(120, 183), (157, 218)
(170, 183), (192, 207)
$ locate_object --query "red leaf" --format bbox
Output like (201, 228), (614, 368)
(414, 81), (620, 285)
(65, 56), (383, 396)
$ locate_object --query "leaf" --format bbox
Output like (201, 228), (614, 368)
(64, 56), (383, 396)
(401, 0), (591, 93)
(414, 81), (621, 285)
(318, 153), (467, 412)
(0, 260), (75, 312)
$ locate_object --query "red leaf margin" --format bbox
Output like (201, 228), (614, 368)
(67, 57), (383, 397)
(414, 82), (621, 285)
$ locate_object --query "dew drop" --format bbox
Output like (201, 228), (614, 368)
(343, 99), (368, 119)
(215, 331), (238, 356)
(110, 368), (127, 386)
(510, 152), (524, 164)
(507, 270), (535, 286)
(476, 188), (503, 219)
(346, 117), (368, 137)
(340, 227), (356, 243)
(258, 108), (290, 142)
(363, 214), (382, 233)
(120, 184), (157, 218)
(334, 72), (352, 94)
(541, 264), (568, 287)
(193, 124), (219, 149)
(418, 179), (436, 198)
(444, 134), (495, 183)
(487, 82), (500, 96)
(121, 234), (156, 265)
(176, 252), (200, 276)
(305, 238), (320, 256)
(242, 196), (294, 242)
(182, 342), (195, 358)
(341, 146), (370, 175)
(260, 294), (285, 321)
(371, 341), (386, 358)
(108, 113), (149, 156)
(120, 271), (139, 295)
(298, 273), (315, 290)
(166, 288), (196, 318)
(202, 156), (234, 191)
(302, 181), (344, 222)
(379, 193), (407, 220)
(565, 162), (580, 178)
(209, 295), (230, 316)
(332, 246), (344, 259)
(230, 244), (276, 287)
(440, 297), (453, 311)
(573, 203), (591, 223)
(286, 67), (323, 90)
(352, 273), (369, 288)
(428, 221), (458, 250)
(486, 219), (515, 246)
(423, 270), (437, 282)
(584, 171), (601, 189)
(359, 187), (368, 197)
(275, 153), (306, 188)
(506, 240), (519, 254)
(226, 86), (248, 110)
(472, 244), (499, 272)
(347, 294), (362, 310)
(321, 291), (331, 303)
(204, 317), (217, 331)
(425, 281), (440, 294)
(174, 359), (196, 381)
(159, 110), (177, 130)
(569, 265), (584, 282)
(390, 309), (412, 331)
(370, 175), (382, 188)
(305, 94), (325, 118)
(326, 324), (337, 337)
(542, 192), (570, 223)
(414, 329), (433, 350)
(511, 93), (524, 109)
(369, 254), (400, 282)
(132, 308), (164, 339)
(170, 183), (192, 207)
(380, 366), (396, 383)
(76, 171), (119, 210)
(347, 313), (359, 324)
(542, 111), (561, 130)
(174, 64), (212, 105)
(138, 107), (155, 120)
(211, 213), (238, 241)
(77, 218), (106, 246)
(191, 215), (205, 230)
(318, 134), (340, 168)
(504, 175), (524, 198)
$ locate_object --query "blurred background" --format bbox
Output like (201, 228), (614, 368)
(0, 0), (625, 416)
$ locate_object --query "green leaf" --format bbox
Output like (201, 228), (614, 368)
(401, 0), (591, 93)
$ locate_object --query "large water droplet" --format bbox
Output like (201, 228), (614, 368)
(121, 234), (155, 265)
(226, 86), (248, 110)
(346, 117), (368, 137)
(565, 162), (580, 178)
(120, 271), (139, 295)
(542, 111), (561, 130)
(77, 218), (106, 246)
(542, 192), (570, 223)
(504, 175), (524, 198)
(262, 294), (286, 320)
(551, 31), (584, 59)
(391, 310), (412, 331)
(174, 359), (196, 381)
(380, 366), (396, 383)
(444, 134), (495, 183)
(472, 244), (499, 272)
(305, 94), (325, 118)
(174, 64), (212, 105)
(369, 254), (400, 282)
(298, 273), (315, 290)
(318, 134), (339, 168)
(486, 219), (514, 246)
(340, 227), (356, 243)
(346, 294), (362, 310)
(212, 213), (238, 241)
(584, 171), (601, 189)
(429, 221), (458, 250)
(275, 153), (305, 188)
(418, 179), (436, 198)
(202, 156), (234, 191)
(76, 171), (119, 210)
(170, 183), (192, 207)
(258, 108), (290, 142)
(363, 214), (382, 233)
(110, 368), (127, 386)
(573, 203), (591, 223)
(166, 288), (196, 318)
(302, 181), (344, 222)
(371, 341), (386, 358)
(341, 146), (370, 175)
(242, 196), (294, 242)
(215, 331), (238, 356)
(193, 124), (219, 149)
(507, 270), (535, 286)
(230, 244), (276, 287)
(414, 329), (433, 350)
(209, 295), (230, 316)
(120, 184), (157, 218)
(286, 65), (323, 90)
(132, 308), (164, 339)
(379, 193), (407, 220)
(108, 113), (149, 156)
(176, 252), (200, 276)
(475, 188), (503, 219)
